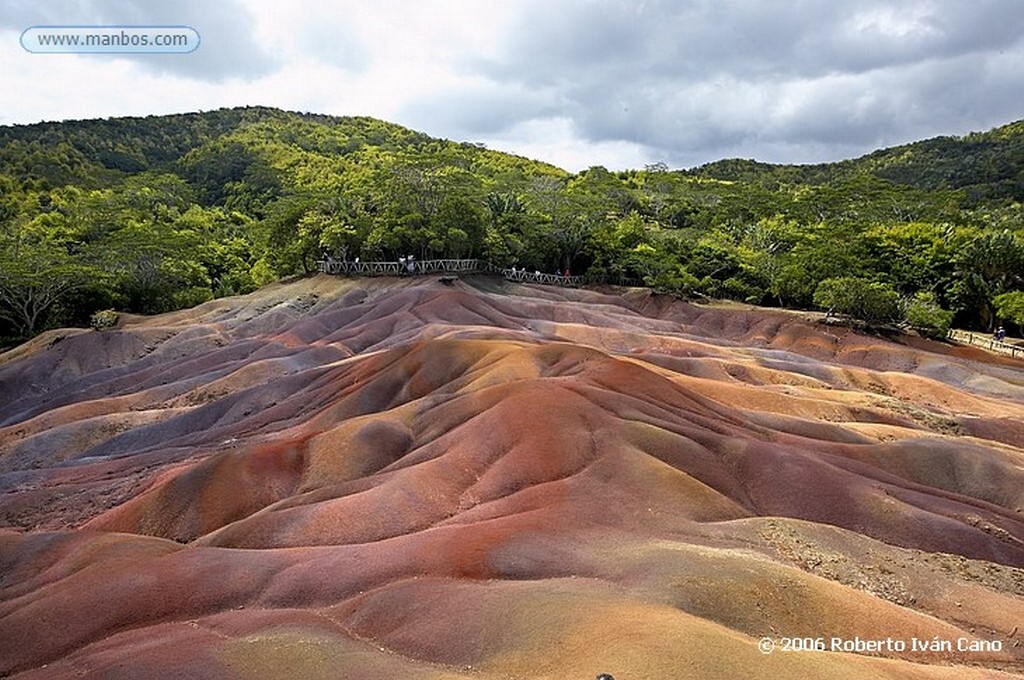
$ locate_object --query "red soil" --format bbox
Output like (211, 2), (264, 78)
(1, 275), (1022, 678)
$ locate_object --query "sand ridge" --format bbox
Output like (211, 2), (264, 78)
(1, 275), (1022, 678)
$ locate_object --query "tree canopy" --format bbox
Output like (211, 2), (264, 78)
(1, 106), (1022, 344)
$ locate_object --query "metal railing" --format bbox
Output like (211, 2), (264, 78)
(501, 268), (585, 286)
(947, 329), (1022, 358)
(318, 259), (489, 276)
(317, 260), (1021, 354)
(317, 258), (586, 287)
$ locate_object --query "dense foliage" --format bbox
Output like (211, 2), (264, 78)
(1, 106), (1022, 344)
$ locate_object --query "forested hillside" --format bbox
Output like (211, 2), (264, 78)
(694, 120), (1024, 204)
(1, 107), (1022, 344)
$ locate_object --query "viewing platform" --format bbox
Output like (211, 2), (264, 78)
(317, 257), (585, 287)
(947, 329), (1023, 358)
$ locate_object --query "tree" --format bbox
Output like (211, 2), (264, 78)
(431, 195), (485, 258)
(625, 243), (696, 293)
(0, 217), (98, 337)
(863, 222), (953, 296)
(733, 216), (799, 305)
(485, 191), (524, 228)
(262, 194), (318, 275)
(180, 138), (282, 211)
(993, 290), (1024, 336)
(771, 223), (872, 308)
(904, 292), (954, 339)
(586, 212), (651, 281)
(100, 213), (211, 314)
(813, 277), (901, 325)
(0, 255), (93, 337)
(950, 230), (1024, 329)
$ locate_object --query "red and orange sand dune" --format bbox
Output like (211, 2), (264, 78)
(1, 275), (1022, 678)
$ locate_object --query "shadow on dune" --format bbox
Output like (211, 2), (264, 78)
(1, 275), (1022, 678)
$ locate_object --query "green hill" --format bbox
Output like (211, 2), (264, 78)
(0, 106), (564, 188)
(693, 119), (1024, 205)
(0, 107), (1021, 343)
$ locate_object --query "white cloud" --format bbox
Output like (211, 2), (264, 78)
(1, 0), (1022, 171)
(479, 117), (655, 171)
(1, 0), (278, 80)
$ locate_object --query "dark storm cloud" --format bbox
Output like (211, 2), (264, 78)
(4, 0), (278, 81)
(461, 0), (1024, 167)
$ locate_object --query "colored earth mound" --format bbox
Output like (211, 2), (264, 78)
(1, 275), (1022, 679)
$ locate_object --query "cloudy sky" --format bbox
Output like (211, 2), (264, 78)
(2, 0), (1023, 171)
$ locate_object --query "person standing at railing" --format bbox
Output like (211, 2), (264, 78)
(996, 326), (1006, 342)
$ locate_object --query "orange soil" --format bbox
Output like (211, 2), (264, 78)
(1, 275), (1022, 679)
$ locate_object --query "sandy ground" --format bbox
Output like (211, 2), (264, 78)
(1, 275), (1022, 679)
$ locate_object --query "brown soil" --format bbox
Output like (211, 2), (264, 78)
(1, 275), (1022, 678)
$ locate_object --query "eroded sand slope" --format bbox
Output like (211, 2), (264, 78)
(1, 275), (1022, 678)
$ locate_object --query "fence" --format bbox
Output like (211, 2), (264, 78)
(319, 260), (1021, 353)
(317, 258), (586, 287)
(501, 268), (585, 286)
(318, 258), (488, 276)
(947, 329), (1023, 358)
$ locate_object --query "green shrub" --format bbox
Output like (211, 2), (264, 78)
(89, 309), (120, 331)
(172, 286), (214, 309)
(646, 266), (700, 295)
(721, 276), (761, 302)
(814, 277), (901, 325)
(904, 292), (954, 339)
(993, 290), (1024, 331)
